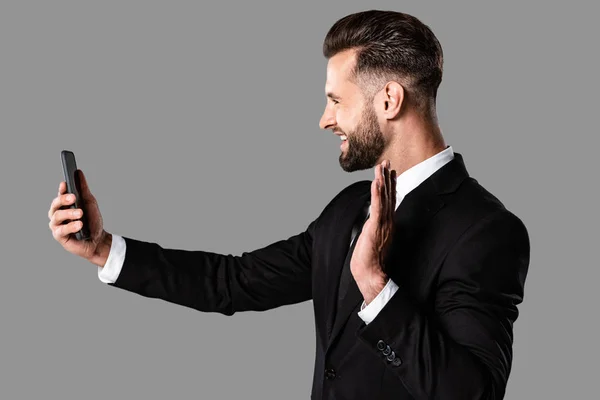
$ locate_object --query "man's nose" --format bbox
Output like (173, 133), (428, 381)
(319, 107), (335, 130)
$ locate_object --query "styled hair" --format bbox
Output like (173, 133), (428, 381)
(323, 10), (443, 117)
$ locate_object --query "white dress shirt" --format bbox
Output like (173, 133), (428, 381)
(98, 145), (455, 325)
(356, 145), (454, 324)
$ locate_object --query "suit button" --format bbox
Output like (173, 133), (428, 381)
(325, 368), (336, 380)
(386, 351), (396, 362)
(376, 340), (386, 351)
(382, 345), (391, 356)
(392, 357), (402, 367)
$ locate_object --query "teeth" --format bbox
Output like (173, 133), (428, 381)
(340, 135), (347, 141)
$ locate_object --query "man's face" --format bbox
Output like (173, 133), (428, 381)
(319, 49), (385, 172)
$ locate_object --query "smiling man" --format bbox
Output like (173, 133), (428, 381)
(48, 10), (530, 400)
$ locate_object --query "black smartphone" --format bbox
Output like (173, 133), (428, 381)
(60, 150), (91, 240)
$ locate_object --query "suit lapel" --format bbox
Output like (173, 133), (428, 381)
(323, 187), (371, 340)
(324, 152), (470, 352)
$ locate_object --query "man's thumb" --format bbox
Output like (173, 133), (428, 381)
(76, 169), (93, 200)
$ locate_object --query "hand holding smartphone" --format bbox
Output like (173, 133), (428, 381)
(60, 150), (91, 240)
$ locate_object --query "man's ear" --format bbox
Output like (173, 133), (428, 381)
(381, 81), (404, 119)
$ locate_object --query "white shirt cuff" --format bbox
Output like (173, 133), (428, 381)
(357, 278), (399, 325)
(97, 234), (126, 284)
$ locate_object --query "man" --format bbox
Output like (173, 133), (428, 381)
(48, 10), (530, 400)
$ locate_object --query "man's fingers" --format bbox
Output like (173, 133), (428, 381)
(51, 182), (66, 219)
(380, 162), (389, 219)
(383, 161), (390, 218)
(390, 169), (396, 215)
(387, 163), (392, 221)
(370, 178), (380, 223)
(48, 190), (75, 220)
(53, 220), (81, 242)
(378, 163), (386, 208)
(372, 165), (384, 223)
(371, 161), (398, 227)
(49, 195), (61, 220)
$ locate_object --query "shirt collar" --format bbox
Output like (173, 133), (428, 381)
(374, 145), (455, 210)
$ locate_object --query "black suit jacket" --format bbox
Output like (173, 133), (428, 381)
(108, 152), (530, 399)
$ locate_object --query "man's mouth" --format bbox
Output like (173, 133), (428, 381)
(340, 135), (348, 149)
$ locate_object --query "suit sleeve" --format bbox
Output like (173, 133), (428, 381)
(106, 217), (317, 316)
(356, 209), (530, 399)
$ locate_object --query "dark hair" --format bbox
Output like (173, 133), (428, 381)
(323, 10), (443, 117)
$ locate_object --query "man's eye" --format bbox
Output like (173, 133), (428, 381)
(332, 99), (339, 104)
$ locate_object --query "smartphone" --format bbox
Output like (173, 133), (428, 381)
(60, 150), (90, 240)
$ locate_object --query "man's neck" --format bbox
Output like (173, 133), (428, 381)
(382, 122), (447, 177)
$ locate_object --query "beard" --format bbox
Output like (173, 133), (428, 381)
(339, 102), (385, 172)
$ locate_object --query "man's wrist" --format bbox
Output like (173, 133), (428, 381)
(89, 231), (112, 267)
(358, 270), (389, 306)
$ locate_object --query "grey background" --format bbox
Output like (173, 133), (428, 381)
(1, 1), (597, 398)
